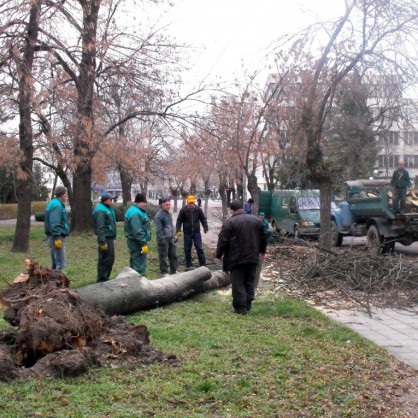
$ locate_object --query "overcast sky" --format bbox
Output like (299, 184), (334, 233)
(158, 0), (346, 90)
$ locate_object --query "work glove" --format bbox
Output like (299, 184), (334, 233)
(204, 229), (208, 234)
(176, 231), (182, 237)
(55, 239), (62, 249)
(100, 243), (108, 251)
(141, 245), (148, 254)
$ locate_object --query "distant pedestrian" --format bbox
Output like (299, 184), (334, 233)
(154, 198), (178, 276)
(391, 160), (412, 215)
(44, 186), (69, 271)
(216, 200), (267, 315)
(93, 193), (117, 282)
(243, 198), (254, 214)
(197, 197), (202, 207)
(124, 193), (151, 276)
(176, 195), (208, 270)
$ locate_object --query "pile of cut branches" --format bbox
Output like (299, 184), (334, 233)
(263, 238), (418, 315)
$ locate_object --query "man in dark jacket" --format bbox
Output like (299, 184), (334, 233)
(216, 200), (267, 315)
(391, 161), (412, 214)
(176, 195), (208, 270)
(93, 193), (117, 282)
(154, 198), (178, 275)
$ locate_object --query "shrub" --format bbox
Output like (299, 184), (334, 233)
(34, 212), (44, 222)
(0, 204), (17, 220)
(0, 201), (49, 220)
(112, 202), (159, 222)
(31, 201), (48, 214)
(146, 202), (159, 219)
(113, 204), (128, 222)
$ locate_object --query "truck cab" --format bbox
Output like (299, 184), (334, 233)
(332, 179), (418, 254)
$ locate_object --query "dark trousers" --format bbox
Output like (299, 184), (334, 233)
(127, 239), (147, 276)
(97, 239), (115, 282)
(254, 260), (263, 289)
(393, 187), (407, 214)
(158, 238), (179, 274)
(230, 263), (258, 314)
(184, 232), (206, 267)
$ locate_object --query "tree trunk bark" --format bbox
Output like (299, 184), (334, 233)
(247, 173), (261, 215)
(75, 267), (230, 315)
(71, 1), (100, 233)
(11, 2), (41, 253)
(119, 166), (133, 205)
(319, 179), (332, 251)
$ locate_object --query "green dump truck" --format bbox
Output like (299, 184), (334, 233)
(332, 179), (418, 254)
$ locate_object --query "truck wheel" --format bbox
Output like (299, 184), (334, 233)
(331, 220), (343, 247)
(366, 225), (383, 255)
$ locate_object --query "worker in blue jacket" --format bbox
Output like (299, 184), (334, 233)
(44, 186), (70, 271)
(124, 193), (151, 275)
(93, 193), (117, 282)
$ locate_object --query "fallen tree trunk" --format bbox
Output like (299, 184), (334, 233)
(75, 266), (230, 315)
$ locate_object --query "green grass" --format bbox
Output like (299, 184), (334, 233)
(0, 225), (409, 417)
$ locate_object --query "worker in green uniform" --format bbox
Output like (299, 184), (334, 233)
(124, 193), (151, 276)
(93, 193), (117, 282)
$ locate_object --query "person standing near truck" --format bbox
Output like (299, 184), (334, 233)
(391, 161), (412, 214)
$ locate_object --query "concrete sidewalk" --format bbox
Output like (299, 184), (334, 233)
(318, 306), (418, 370)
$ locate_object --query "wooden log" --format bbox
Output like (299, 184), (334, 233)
(75, 267), (230, 315)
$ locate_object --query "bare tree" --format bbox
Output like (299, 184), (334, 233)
(271, 0), (418, 249)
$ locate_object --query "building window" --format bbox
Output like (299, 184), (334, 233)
(386, 131), (399, 145)
(404, 155), (418, 168)
(378, 154), (399, 168)
(404, 132), (418, 146)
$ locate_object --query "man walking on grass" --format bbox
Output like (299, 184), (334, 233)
(216, 200), (267, 315)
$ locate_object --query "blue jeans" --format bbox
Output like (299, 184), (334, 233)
(47, 235), (67, 271)
(183, 232), (206, 267)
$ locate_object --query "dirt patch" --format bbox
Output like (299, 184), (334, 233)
(0, 261), (176, 381)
